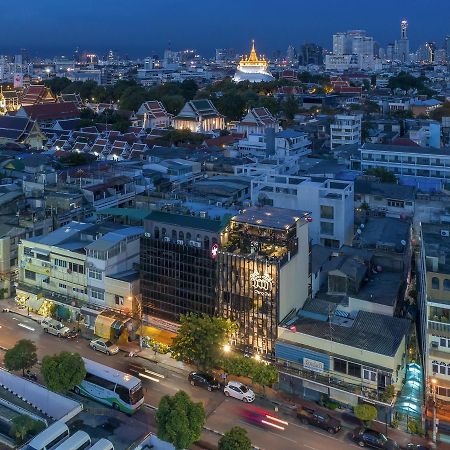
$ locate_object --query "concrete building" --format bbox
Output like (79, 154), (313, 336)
(330, 114), (362, 150)
(251, 174), (354, 248)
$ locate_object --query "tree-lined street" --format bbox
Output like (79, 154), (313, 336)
(0, 311), (364, 450)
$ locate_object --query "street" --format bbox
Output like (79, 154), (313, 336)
(0, 311), (363, 450)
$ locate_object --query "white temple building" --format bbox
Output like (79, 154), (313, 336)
(233, 40), (274, 83)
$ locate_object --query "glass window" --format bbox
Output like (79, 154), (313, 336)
(440, 338), (447, 347)
(334, 358), (347, 374)
(348, 362), (361, 378)
(440, 364), (447, 375)
(320, 221), (334, 235)
(432, 361), (439, 373)
(154, 227), (159, 239)
(25, 270), (36, 280)
(89, 269), (102, 280)
(186, 232), (191, 241)
(179, 231), (184, 241)
(432, 277), (440, 290)
(115, 385), (131, 404)
(320, 205), (334, 219)
(171, 230), (177, 240)
(444, 279), (450, 291)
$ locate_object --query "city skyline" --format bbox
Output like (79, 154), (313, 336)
(1, 0), (449, 57)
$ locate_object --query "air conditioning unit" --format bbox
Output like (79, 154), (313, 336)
(177, 240), (184, 245)
(199, 211), (207, 218)
(216, 202), (223, 207)
(163, 236), (171, 242)
(144, 232), (151, 237)
(441, 230), (449, 237)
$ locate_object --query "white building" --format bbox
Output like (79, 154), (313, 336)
(330, 114), (362, 149)
(236, 107), (280, 136)
(251, 174), (354, 248)
(233, 40), (274, 83)
(237, 130), (311, 159)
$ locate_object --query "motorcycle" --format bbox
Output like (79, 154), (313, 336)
(23, 369), (37, 381)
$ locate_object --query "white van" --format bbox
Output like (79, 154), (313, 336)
(53, 431), (91, 450)
(88, 439), (114, 450)
(41, 318), (70, 337)
(24, 421), (69, 450)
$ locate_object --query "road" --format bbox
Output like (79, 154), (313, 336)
(0, 311), (362, 450)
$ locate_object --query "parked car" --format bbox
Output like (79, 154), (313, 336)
(223, 381), (255, 403)
(41, 318), (70, 337)
(296, 406), (341, 434)
(65, 330), (78, 339)
(89, 338), (119, 355)
(352, 428), (399, 449)
(188, 372), (221, 391)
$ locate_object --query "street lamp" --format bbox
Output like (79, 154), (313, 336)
(223, 344), (231, 353)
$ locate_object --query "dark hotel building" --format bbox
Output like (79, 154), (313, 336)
(140, 206), (311, 354)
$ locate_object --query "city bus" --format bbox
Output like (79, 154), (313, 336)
(74, 358), (144, 414)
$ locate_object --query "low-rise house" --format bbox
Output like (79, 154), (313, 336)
(355, 179), (416, 219)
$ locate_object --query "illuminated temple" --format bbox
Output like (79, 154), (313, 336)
(233, 40), (274, 83)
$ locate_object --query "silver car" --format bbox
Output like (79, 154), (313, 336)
(89, 338), (119, 355)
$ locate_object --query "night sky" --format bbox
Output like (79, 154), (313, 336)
(1, 0), (449, 57)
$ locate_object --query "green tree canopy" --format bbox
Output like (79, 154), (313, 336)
(156, 390), (205, 450)
(388, 71), (435, 97)
(170, 313), (237, 371)
(282, 96), (299, 120)
(59, 152), (97, 167)
(10, 415), (45, 444)
(41, 352), (86, 393)
(43, 77), (72, 95)
(218, 426), (252, 450)
(354, 404), (378, 425)
(4, 339), (37, 376)
(365, 167), (397, 183)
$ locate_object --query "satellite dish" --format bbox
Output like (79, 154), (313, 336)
(357, 229), (362, 235)
(360, 224), (365, 229)
(401, 240), (406, 246)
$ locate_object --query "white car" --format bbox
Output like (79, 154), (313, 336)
(223, 381), (255, 403)
(41, 318), (70, 337)
(89, 338), (119, 355)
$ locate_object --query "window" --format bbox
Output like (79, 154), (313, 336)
(320, 221), (334, 235)
(179, 231), (184, 241)
(25, 270), (36, 280)
(320, 205), (334, 219)
(440, 364), (447, 375)
(68, 262), (84, 274)
(171, 230), (177, 240)
(54, 258), (67, 268)
(35, 253), (50, 262)
(115, 295), (124, 306)
(440, 338), (447, 347)
(387, 199), (405, 208)
(115, 385), (131, 404)
(363, 369), (377, 382)
(334, 358), (347, 374)
(89, 269), (102, 280)
(154, 227), (160, 239)
(23, 247), (33, 257)
(444, 279), (450, 291)
(432, 277), (440, 290)
(85, 373), (116, 390)
(186, 232), (191, 241)
(348, 362), (361, 378)
(59, 283), (67, 289)
(91, 288), (105, 301)
(433, 361), (439, 374)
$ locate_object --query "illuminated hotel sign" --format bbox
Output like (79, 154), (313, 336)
(211, 243), (219, 260)
(250, 270), (273, 295)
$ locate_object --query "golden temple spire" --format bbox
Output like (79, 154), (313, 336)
(249, 39), (258, 62)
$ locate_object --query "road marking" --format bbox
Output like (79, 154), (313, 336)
(17, 323), (35, 331)
(237, 420), (297, 444)
(304, 446), (317, 450)
(12, 317), (18, 321)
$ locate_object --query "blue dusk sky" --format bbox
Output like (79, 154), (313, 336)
(1, 0), (449, 57)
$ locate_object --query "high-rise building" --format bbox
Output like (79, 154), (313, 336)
(286, 45), (297, 63)
(298, 43), (323, 66)
(445, 35), (450, 60)
(144, 57), (154, 71)
(394, 19), (410, 63)
(215, 48), (236, 63)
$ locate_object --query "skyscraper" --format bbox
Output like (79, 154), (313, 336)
(394, 19), (410, 63)
(298, 43), (323, 66)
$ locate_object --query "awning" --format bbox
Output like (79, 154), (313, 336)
(94, 315), (117, 339)
(80, 306), (102, 319)
(394, 363), (424, 419)
(303, 380), (329, 395)
(329, 387), (358, 406)
(27, 297), (44, 312)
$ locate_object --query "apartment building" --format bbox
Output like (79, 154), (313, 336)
(251, 174), (354, 248)
(354, 143), (450, 185)
(330, 114), (362, 150)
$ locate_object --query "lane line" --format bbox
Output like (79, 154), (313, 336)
(17, 323), (35, 331)
(304, 446), (318, 450)
(237, 419), (297, 444)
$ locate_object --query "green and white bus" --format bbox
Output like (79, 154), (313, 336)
(74, 358), (144, 414)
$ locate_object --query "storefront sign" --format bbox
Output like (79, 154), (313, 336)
(250, 270), (273, 295)
(303, 357), (324, 373)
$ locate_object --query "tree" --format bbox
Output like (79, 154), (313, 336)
(4, 339), (37, 376)
(365, 167), (397, 184)
(251, 363), (278, 391)
(43, 77), (72, 95)
(10, 415), (45, 444)
(170, 313), (237, 371)
(354, 404), (378, 426)
(156, 390), (205, 450)
(282, 96), (299, 120)
(41, 352), (86, 393)
(59, 152), (97, 167)
(219, 426), (252, 450)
